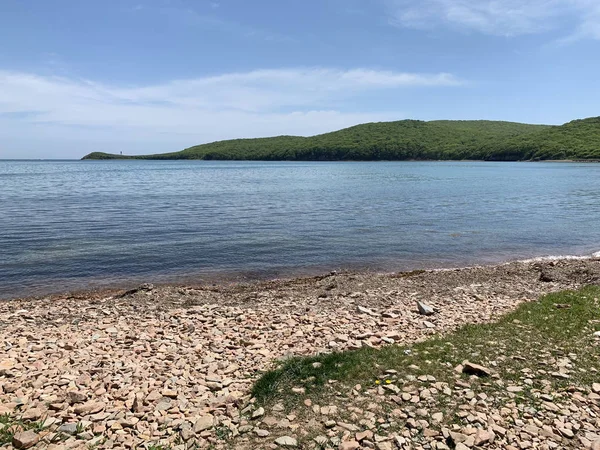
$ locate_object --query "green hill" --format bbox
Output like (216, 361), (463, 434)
(82, 117), (600, 161)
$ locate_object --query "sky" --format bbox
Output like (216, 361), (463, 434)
(1, 0), (599, 159)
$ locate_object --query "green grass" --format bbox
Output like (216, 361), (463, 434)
(0, 413), (48, 446)
(82, 116), (600, 161)
(251, 286), (600, 409)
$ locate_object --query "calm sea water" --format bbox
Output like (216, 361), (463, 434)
(1, 160), (600, 299)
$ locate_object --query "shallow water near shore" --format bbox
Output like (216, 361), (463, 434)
(1, 160), (600, 299)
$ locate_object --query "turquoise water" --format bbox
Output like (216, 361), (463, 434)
(1, 160), (599, 299)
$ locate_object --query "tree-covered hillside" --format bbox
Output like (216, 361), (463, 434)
(490, 117), (600, 161)
(82, 117), (600, 161)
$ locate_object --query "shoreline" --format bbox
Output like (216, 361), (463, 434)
(1, 257), (599, 448)
(4, 250), (600, 303)
(79, 157), (600, 163)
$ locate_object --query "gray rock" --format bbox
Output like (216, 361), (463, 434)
(356, 305), (378, 316)
(416, 301), (435, 316)
(58, 423), (79, 435)
(66, 390), (87, 404)
(314, 436), (328, 446)
(275, 436), (298, 447)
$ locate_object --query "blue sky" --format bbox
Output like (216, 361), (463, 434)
(1, 0), (599, 159)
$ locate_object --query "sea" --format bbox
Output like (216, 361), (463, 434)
(1, 160), (599, 299)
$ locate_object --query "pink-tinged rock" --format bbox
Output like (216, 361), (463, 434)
(194, 415), (214, 432)
(474, 428), (495, 446)
(0, 359), (16, 375)
(66, 391), (88, 404)
(74, 401), (104, 415)
(12, 430), (39, 449)
(339, 441), (360, 450)
(356, 430), (374, 441)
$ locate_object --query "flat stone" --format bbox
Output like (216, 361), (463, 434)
(162, 389), (178, 398)
(155, 398), (172, 411)
(146, 390), (162, 402)
(357, 306), (378, 316)
(339, 441), (360, 450)
(12, 430), (39, 449)
(462, 362), (492, 377)
(449, 431), (468, 444)
(74, 401), (104, 415)
(559, 428), (575, 438)
(0, 359), (16, 372)
(66, 391), (87, 404)
(252, 407), (265, 419)
(338, 422), (360, 432)
(474, 429), (495, 445)
(21, 408), (43, 420)
(274, 436), (298, 447)
(320, 405), (338, 415)
(194, 415), (214, 432)
(356, 430), (374, 441)
(375, 443), (393, 450)
(119, 417), (139, 428)
(314, 436), (328, 446)
(423, 428), (440, 437)
(58, 423), (79, 435)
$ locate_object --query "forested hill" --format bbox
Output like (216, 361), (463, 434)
(82, 117), (600, 161)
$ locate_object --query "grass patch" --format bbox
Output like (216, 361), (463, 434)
(252, 286), (600, 408)
(0, 413), (48, 446)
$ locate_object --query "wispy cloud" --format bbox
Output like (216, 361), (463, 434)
(132, 3), (296, 43)
(385, 0), (600, 40)
(0, 68), (462, 157)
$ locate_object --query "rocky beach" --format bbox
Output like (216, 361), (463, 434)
(1, 258), (599, 449)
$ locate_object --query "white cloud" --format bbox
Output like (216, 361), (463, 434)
(386, 0), (600, 39)
(0, 68), (461, 158)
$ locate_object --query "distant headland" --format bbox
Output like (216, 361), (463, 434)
(82, 116), (600, 161)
